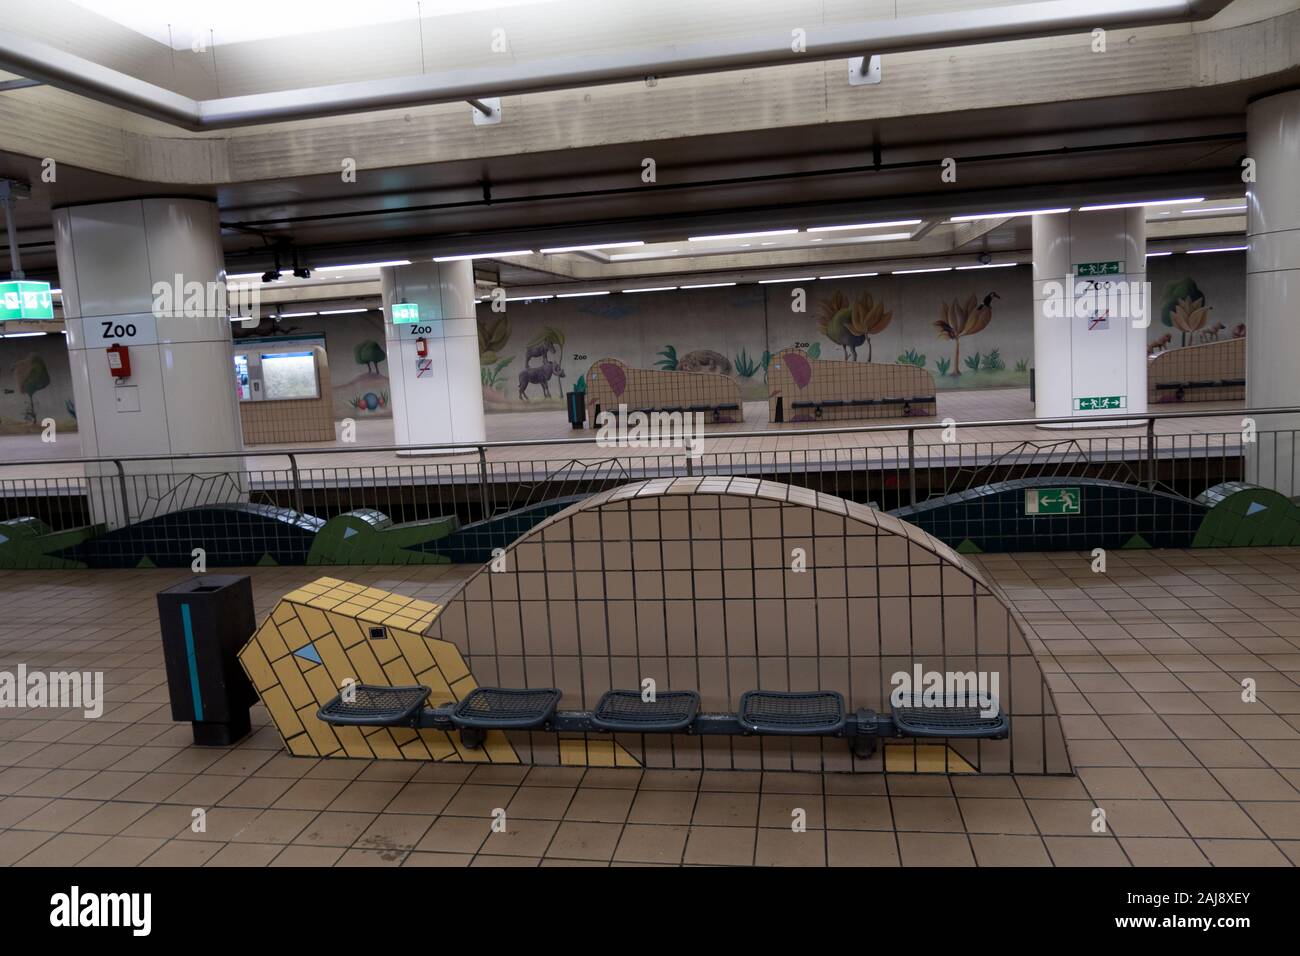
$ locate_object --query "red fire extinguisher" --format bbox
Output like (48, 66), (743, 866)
(415, 337), (428, 357)
(106, 344), (131, 379)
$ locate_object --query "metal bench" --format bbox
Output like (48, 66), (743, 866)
(591, 689), (700, 732)
(316, 684), (430, 728)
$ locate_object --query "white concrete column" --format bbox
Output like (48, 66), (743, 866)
(1033, 208), (1148, 427)
(379, 260), (485, 451)
(1245, 89), (1300, 494)
(53, 198), (244, 529)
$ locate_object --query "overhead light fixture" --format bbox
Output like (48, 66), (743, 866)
(556, 290), (610, 298)
(807, 219), (922, 232)
(687, 229), (798, 242)
(1145, 251), (1174, 257)
(504, 294), (556, 302)
(540, 241), (644, 254)
(279, 311), (318, 318)
(433, 250), (533, 262)
(956, 262), (1018, 270)
(225, 272), (263, 280)
(1186, 245), (1248, 254)
(319, 308), (367, 315)
(50, 288), (62, 295)
(949, 208), (1069, 222)
(893, 266), (952, 274)
(1079, 198), (1204, 211)
(317, 260), (412, 271)
(680, 282), (737, 288)
(818, 272), (879, 279)
(1, 331), (47, 338)
(1183, 204), (1246, 214)
(622, 286), (677, 293)
(758, 276), (816, 284)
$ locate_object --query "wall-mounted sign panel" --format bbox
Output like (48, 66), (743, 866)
(391, 303), (420, 324)
(1025, 487), (1082, 515)
(1074, 260), (1123, 277)
(1073, 394), (1126, 411)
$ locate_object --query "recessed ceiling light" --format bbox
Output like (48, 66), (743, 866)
(1186, 245), (1248, 254)
(610, 250), (680, 260)
(504, 294), (555, 301)
(818, 272), (879, 279)
(1182, 204), (1246, 214)
(807, 219), (922, 232)
(623, 286), (677, 293)
(1079, 198), (1204, 211)
(758, 276), (816, 284)
(433, 250), (533, 262)
(949, 208), (1069, 221)
(1145, 251), (1174, 257)
(956, 263), (1018, 270)
(556, 290), (611, 297)
(540, 241), (645, 253)
(279, 311), (318, 317)
(687, 229), (798, 242)
(318, 308), (368, 315)
(317, 260), (411, 270)
(893, 267), (953, 274)
(680, 282), (737, 288)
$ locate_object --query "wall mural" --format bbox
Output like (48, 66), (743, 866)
(1147, 253), (1246, 358)
(0, 333), (77, 435)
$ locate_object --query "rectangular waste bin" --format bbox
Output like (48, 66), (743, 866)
(157, 575), (258, 745)
(566, 390), (586, 429)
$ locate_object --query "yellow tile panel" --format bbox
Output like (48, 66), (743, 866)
(271, 654), (315, 709)
(327, 611), (367, 648)
(299, 705), (342, 757)
(343, 640), (388, 686)
(429, 639), (470, 685)
(238, 640), (277, 694)
(261, 685), (304, 739)
(296, 604), (332, 640)
(391, 629), (435, 673)
(277, 616), (309, 653)
(253, 619), (290, 664)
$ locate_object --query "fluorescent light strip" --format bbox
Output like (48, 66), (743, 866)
(1182, 204), (1246, 214)
(504, 295), (555, 301)
(956, 262), (1018, 270)
(556, 290), (610, 298)
(1079, 197), (1204, 211)
(680, 282), (736, 288)
(225, 272), (263, 279)
(758, 276), (816, 284)
(317, 260), (411, 270)
(279, 311), (317, 317)
(807, 219), (922, 232)
(893, 266), (952, 274)
(319, 308), (368, 315)
(818, 272), (879, 279)
(687, 229), (798, 242)
(540, 241), (644, 254)
(433, 250), (533, 262)
(1, 331), (47, 338)
(622, 286), (677, 293)
(949, 208), (1069, 221)
(1186, 245), (1248, 254)
(1145, 251), (1174, 257)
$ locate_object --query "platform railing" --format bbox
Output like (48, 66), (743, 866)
(0, 405), (1291, 531)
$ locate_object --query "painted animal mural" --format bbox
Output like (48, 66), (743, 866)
(518, 358), (566, 399)
(816, 290), (893, 361)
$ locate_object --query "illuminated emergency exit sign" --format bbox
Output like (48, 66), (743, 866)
(0, 280), (55, 320)
(1025, 487), (1081, 516)
(390, 302), (420, 324)
(1074, 260), (1123, 277)
(1074, 395), (1126, 411)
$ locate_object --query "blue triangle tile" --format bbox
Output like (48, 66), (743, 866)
(1246, 502), (1267, 516)
(293, 643), (323, 664)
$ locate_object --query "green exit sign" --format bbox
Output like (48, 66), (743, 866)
(1025, 487), (1082, 516)
(1074, 394), (1127, 411)
(0, 280), (55, 321)
(390, 302), (420, 324)
(1074, 260), (1123, 277)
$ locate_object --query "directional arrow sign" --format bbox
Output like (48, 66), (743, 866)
(1025, 487), (1082, 516)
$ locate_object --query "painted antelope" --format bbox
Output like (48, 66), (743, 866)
(1198, 322), (1226, 343)
(524, 341), (555, 366)
(518, 358), (565, 399)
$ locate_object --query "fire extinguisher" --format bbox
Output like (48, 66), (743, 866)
(415, 337), (428, 357)
(106, 344), (131, 378)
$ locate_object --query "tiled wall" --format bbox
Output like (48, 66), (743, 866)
(238, 346), (336, 445)
(767, 348), (938, 422)
(584, 358), (743, 424)
(1148, 338), (1245, 404)
(427, 477), (1072, 774)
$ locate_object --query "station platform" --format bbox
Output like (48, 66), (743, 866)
(0, 549), (1294, 868)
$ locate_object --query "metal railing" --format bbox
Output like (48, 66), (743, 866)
(0, 405), (1290, 533)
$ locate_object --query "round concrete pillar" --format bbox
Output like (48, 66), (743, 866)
(1245, 89), (1300, 493)
(52, 198), (244, 529)
(379, 260), (486, 450)
(1033, 208), (1148, 427)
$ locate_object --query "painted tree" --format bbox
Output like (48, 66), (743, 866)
(850, 291), (893, 362)
(934, 293), (994, 376)
(1169, 296), (1212, 347)
(353, 340), (386, 374)
(14, 354), (50, 424)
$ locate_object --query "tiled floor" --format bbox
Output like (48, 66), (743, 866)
(0, 553), (1296, 867)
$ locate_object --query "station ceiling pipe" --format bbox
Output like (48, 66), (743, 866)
(0, 0), (1234, 131)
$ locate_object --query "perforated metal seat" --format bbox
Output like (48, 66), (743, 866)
(591, 690), (700, 732)
(317, 685), (430, 727)
(738, 690), (845, 735)
(450, 687), (562, 729)
(892, 704), (1009, 739)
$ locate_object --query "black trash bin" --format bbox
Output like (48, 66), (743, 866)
(566, 390), (586, 429)
(157, 575), (258, 745)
